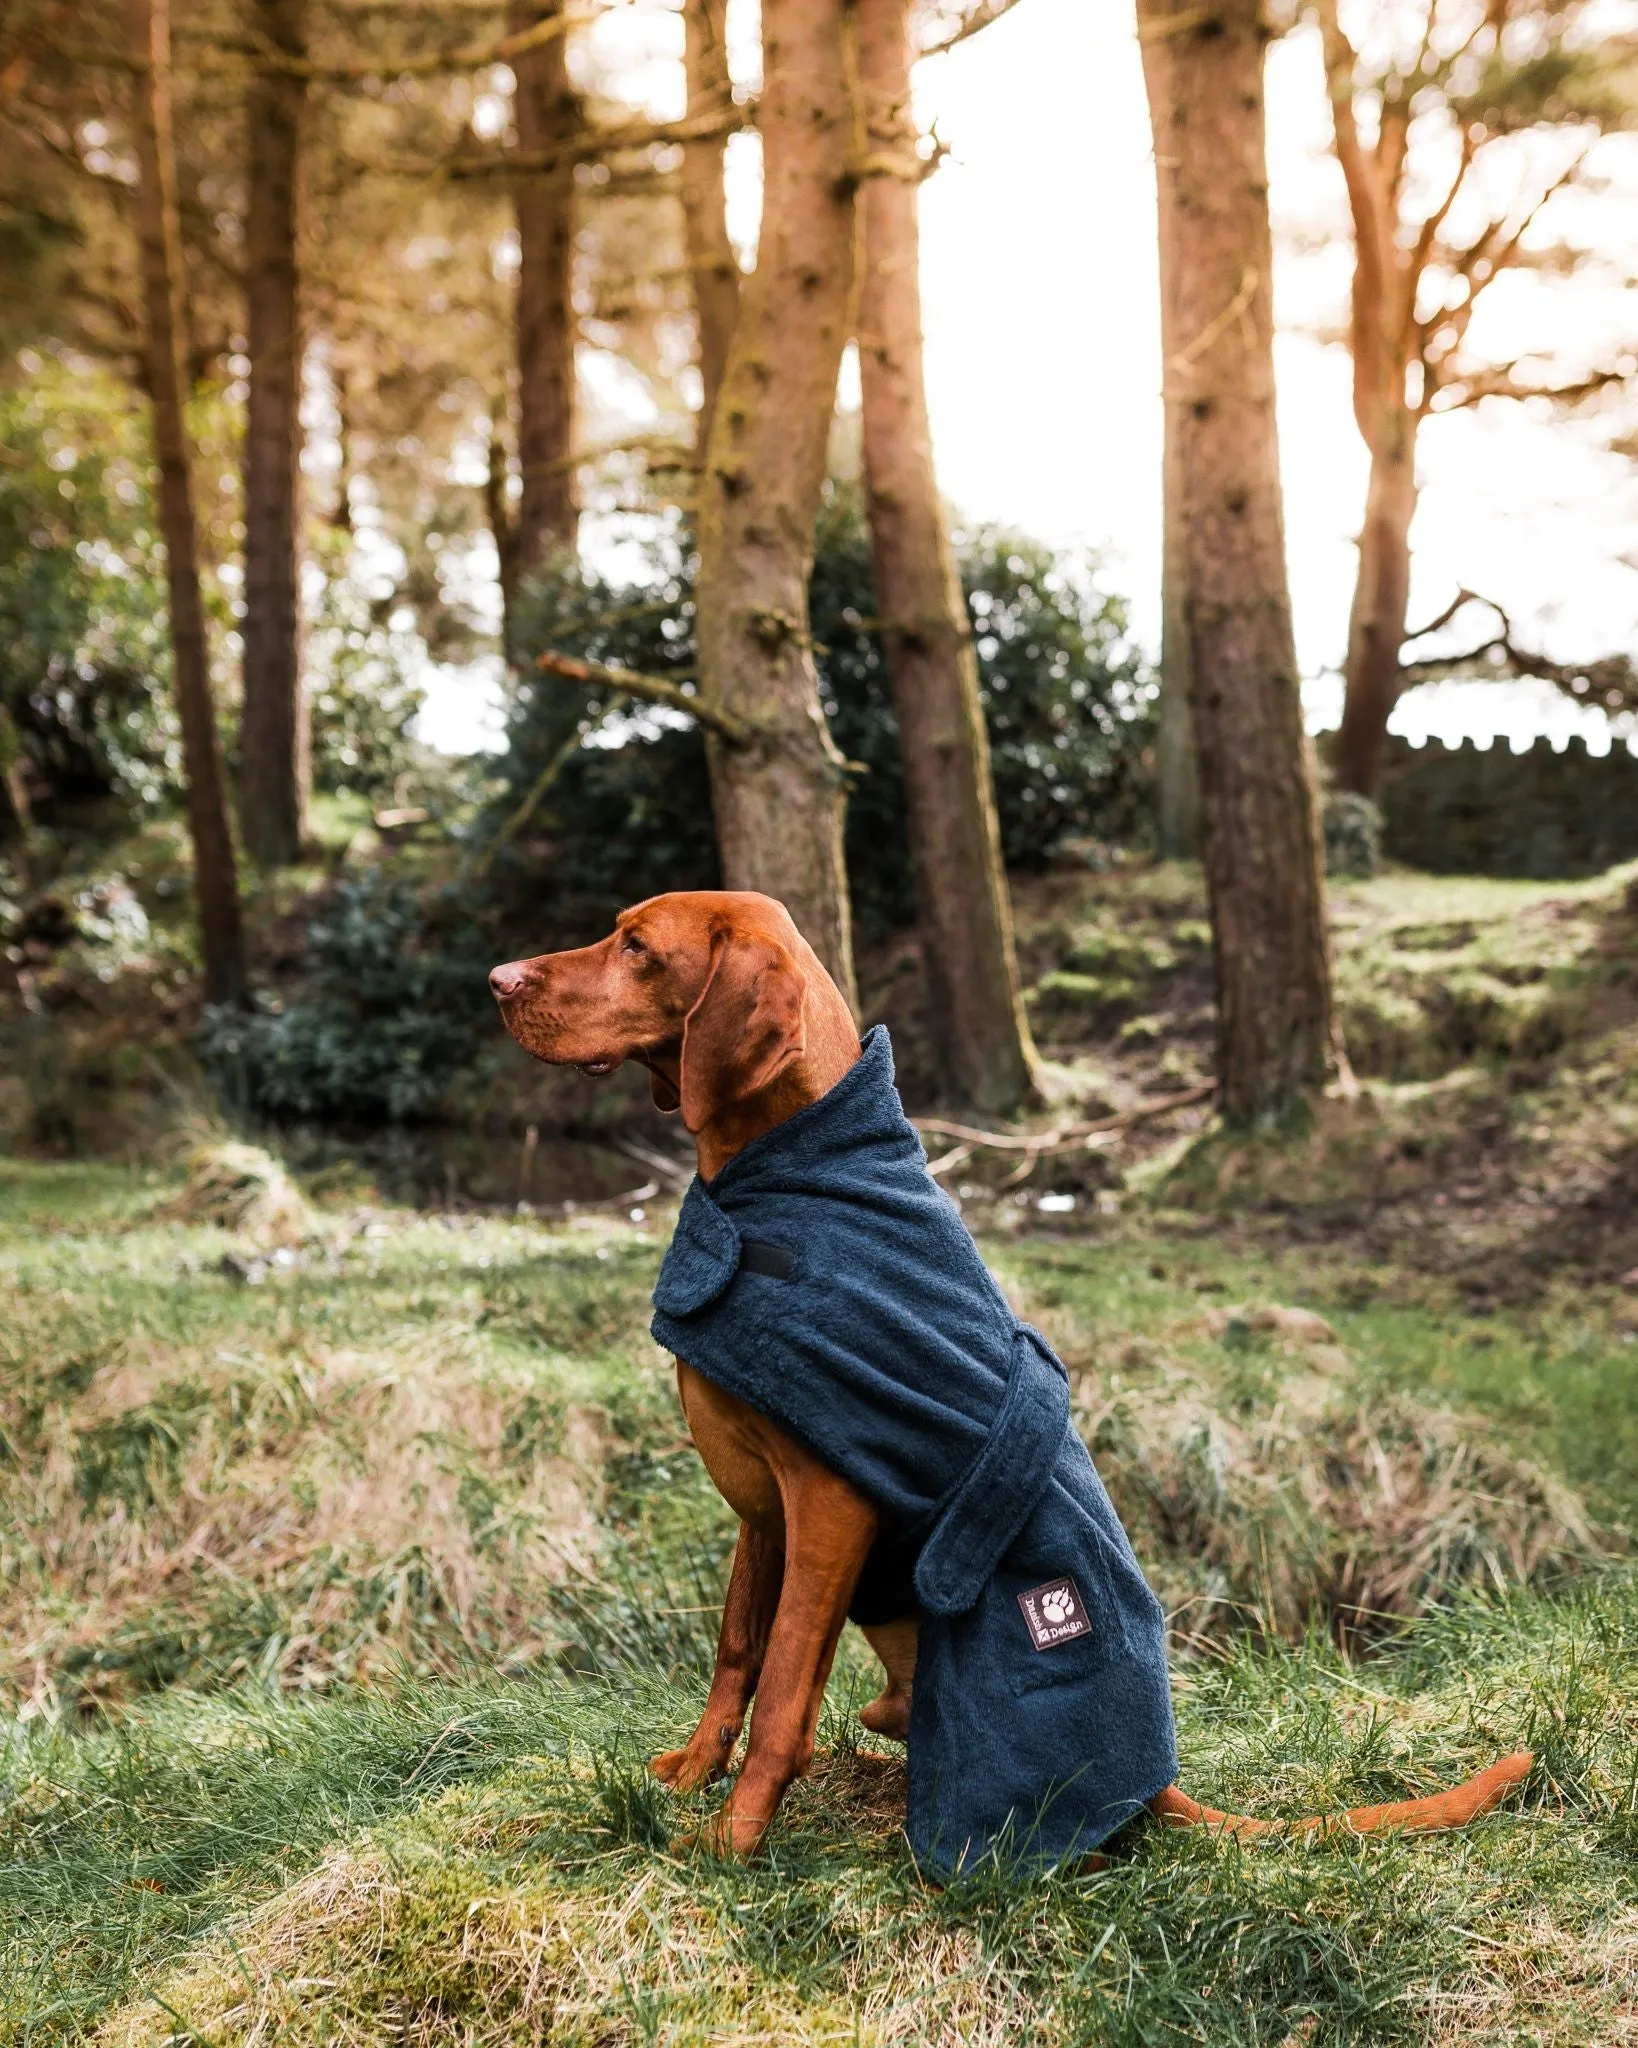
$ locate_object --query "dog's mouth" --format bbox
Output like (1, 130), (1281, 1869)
(577, 1058), (617, 1078)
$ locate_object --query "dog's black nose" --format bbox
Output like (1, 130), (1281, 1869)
(489, 962), (528, 1002)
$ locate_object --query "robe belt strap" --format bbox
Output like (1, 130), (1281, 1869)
(913, 1324), (1071, 1618)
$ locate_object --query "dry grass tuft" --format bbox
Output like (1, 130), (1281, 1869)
(1086, 1358), (1599, 1650)
(158, 1141), (315, 1246)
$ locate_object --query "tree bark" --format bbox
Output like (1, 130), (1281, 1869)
(1157, 365), (1201, 858)
(679, 0), (739, 455)
(330, 361), (353, 532)
(240, 0), (309, 867)
(693, 0), (858, 1009)
(855, 0), (1036, 1111)
(484, 400), (520, 631)
(1152, 86), (1199, 860)
(1137, 0), (1338, 1123)
(0, 707), (34, 854)
(510, 0), (578, 600)
(1314, 1), (1431, 804)
(1333, 419), (1417, 797)
(126, 0), (248, 1006)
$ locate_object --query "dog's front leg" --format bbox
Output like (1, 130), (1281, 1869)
(651, 1521), (783, 1793)
(703, 1466), (877, 1858)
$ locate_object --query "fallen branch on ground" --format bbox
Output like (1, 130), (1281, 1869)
(917, 1082), (1216, 1177)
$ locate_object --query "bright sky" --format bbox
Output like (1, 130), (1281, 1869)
(418, 0), (1638, 755)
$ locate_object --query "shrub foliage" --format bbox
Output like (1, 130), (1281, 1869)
(498, 490), (1156, 937)
(199, 874), (495, 1122)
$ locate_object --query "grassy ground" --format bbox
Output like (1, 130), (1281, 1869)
(3, 1147), (1637, 2042)
(3, 861), (1638, 2041)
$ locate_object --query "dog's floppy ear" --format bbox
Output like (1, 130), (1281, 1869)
(679, 933), (807, 1134)
(648, 1065), (681, 1115)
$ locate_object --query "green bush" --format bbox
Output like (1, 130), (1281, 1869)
(498, 536), (716, 936)
(499, 489), (1156, 937)
(0, 363), (435, 824)
(1324, 790), (1384, 878)
(0, 366), (180, 815)
(198, 873), (495, 1121)
(306, 533), (428, 802)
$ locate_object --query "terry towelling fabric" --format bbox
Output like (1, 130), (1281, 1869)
(650, 1026), (1178, 1876)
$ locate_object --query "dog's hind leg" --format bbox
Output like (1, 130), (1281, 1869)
(859, 1616), (919, 1741)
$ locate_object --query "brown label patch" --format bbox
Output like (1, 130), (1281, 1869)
(1017, 1576), (1092, 1652)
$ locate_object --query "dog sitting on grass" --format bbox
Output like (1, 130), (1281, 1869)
(491, 889), (1532, 1875)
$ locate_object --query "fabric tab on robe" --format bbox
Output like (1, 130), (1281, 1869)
(651, 1025), (1178, 1876)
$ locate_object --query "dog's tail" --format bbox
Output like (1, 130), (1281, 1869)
(1149, 1750), (1534, 1842)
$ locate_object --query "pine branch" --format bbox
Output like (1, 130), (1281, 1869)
(36, 5), (598, 78)
(1396, 592), (1638, 715)
(1447, 149), (1592, 312)
(468, 705), (617, 878)
(919, 0), (1027, 57)
(1432, 361), (1629, 412)
(534, 651), (752, 743)
(347, 102), (747, 181)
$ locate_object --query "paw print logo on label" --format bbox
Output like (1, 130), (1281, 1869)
(1018, 1575), (1092, 1652)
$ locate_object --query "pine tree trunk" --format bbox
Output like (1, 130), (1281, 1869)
(331, 363), (353, 531)
(855, 0), (1036, 1111)
(694, 0), (858, 1008)
(484, 401), (518, 628)
(1153, 91), (1199, 862)
(240, 0), (309, 867)
(1157, 411), (1201, 858)
(1137, 0), (1337, 1123)
(680, 0), (739, 454)
(0, 707), (32, 844)
(1333, 419), (1417, 799)
(510, 0), (577, 602)
(127, 0), (248, 1006)
(1156, 359), (1200, 856)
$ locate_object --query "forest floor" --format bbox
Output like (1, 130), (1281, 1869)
(3, 854), (1638, 2042)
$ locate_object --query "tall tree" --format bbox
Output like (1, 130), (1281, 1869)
(855, 0), (1036, 1110)
(1318, 0), (1634, 799)
(1154, 143), (1200, 861)
(508, 1), (579, 604)
(125, 0), (247, 1004)
(1137, 0), (1339, 1122)
(678, 0), (739, 453)
(693, 0), (858, 1006)
(240, 0), (310, 866)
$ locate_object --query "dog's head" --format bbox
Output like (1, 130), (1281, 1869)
(489, 890), (811, 1133)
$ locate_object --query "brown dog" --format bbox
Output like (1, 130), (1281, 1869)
(491, 889), (1532, 1860)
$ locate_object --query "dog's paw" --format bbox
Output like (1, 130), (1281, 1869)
(859, 1689), (911, 1742)
(650, 1744), (726, 1793)
(673, 1798), (770, 1860)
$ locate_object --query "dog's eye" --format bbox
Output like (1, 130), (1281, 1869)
(621, 932), (647, 957)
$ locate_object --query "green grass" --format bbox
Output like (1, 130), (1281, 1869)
(4, 848), (1638, 2042)
(2, 1153), (1637, 2040)
(994, 1231), (1638, 1534)
(7, 1589), (1637, 2045)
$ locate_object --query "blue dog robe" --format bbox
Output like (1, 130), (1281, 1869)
(651, 1026), (1178, 1876)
